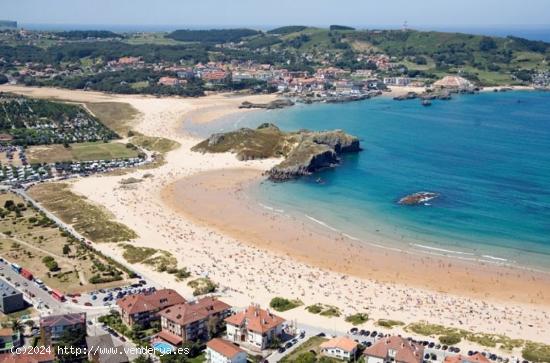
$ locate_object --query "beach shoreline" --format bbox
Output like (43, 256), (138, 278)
(2, 85), (549, 345)
(161, 168), (550, 305)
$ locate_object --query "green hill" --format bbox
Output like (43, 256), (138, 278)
(166, 28), (260, 43)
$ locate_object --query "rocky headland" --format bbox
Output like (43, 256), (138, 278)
(239, 98), (295, 109)
(192, 123), (361, 181)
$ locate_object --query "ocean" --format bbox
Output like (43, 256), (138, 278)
(188, 91), (550, 272)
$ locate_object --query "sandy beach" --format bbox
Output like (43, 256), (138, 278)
(2, 84), (550, 349)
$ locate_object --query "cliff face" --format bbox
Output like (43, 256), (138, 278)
(192, 124), (361, 181)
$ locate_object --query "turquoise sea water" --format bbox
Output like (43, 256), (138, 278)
(187, 91), (550, 271)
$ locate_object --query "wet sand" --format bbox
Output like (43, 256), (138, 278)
(163, 168), (550, 306)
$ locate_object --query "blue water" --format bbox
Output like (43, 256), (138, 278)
(153, 341), (175, 354)
(188, 91), (550, 271)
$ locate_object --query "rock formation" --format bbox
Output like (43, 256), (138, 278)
(192, 123), (361, 181)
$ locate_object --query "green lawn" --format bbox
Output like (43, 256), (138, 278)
(280, 336), (329, 363)
(85, 101), (140, 136)
(27, 142), (139, 164)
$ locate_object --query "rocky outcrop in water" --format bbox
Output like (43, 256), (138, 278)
(239, 98), (294, 109)
(398, 192), (439, 206)
(192, 124), (361, 181)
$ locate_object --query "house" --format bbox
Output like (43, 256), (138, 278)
(0, 279), (25, 314)
(0, 350), (55, 363)
(39, 313), (87, 346)
(206, 338), (247, 363)
(202, 70), (227, 83)
(320, 336), (358, 360)
(86, 334), (129, 363)
(225, 304), (286, 351)
(158, 297), (231, 345)
(158, 77), (186, 86)
(383, 77), (411, 86)
(117, 289), (186, 327)
(363, 336), (424, 363)
(116, 57), (141, 66)
(0, 328), (21, 354)
(444, 353), (491, 363)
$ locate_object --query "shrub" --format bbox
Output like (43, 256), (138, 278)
(345, 313), (368, 326)
(439, 334), (461, 345)
(270, 297), (303, 312)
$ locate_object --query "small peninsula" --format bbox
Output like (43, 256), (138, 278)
(192, 123), (361, 180)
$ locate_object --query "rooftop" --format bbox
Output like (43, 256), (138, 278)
(207, 338), (245, 359)
(39, 312), (86, 328)
(0, 279), (22, 298)
(320, 336), (358, 352)
(445, 353), (491, 363)
(363, 336), (424, 363)
(116, 289), (186, 315)
(225, 304), (285, 334)
(159, 297), (231, 326)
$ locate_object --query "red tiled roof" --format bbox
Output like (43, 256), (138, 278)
(159, 297), (230, 327)
(224, 305), (285, 334)
(117, 289), (186, 315)
(363, 336), (424, 363)
(445, 353), (491, 363)
(158, 330), (183, 346)
(0, 350), (55, 363)
(207, 338), (245, 359)
(39, 313), (86, 328)
(320, 336), (358, 353)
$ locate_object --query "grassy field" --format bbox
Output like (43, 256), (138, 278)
(85, 102), (140, 136)
(269, 297), (304, 312)
(28, 183), (137, 243)
(27, 141), (139, 164)
(0, 192), (132, 293)
(404, 322), (546, 356)
(130, 134), (180, 154)
(306, 303), (341, 318)
(280, 336), (339, 363)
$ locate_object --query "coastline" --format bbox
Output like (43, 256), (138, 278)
(2, 85), (549, 345)
(162, 168), (550, 305)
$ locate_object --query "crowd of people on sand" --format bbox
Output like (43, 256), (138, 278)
(51, 92), (549, 345)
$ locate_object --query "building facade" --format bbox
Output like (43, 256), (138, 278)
(158, 297), (231, 345)
(0, 279), (25, 314)
(205, 338), (247, 363)
(116, 289), (186, 327)
(39, 313), (86, 346)
(225, 305), (286, 351)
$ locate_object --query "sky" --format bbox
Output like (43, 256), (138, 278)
(1, 0), (550, 28)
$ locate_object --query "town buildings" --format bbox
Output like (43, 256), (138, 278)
(116, 288), (186, 327)
(0, 279), (25, 314)
(225, 304), (286, 351)
(444, 353), (491, 363)
(363, 336), (424, 363)
(39, 312), (87, 346)
(206, 338), (247, 363)
(319, 336), (359, 360)
(158, 297), (231, 345)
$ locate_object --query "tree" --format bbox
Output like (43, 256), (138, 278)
(54, 326), (86, 362)
(479, 36), (497, 51)
(0, 74), (8, 85)
(62, 244), (70, 255)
